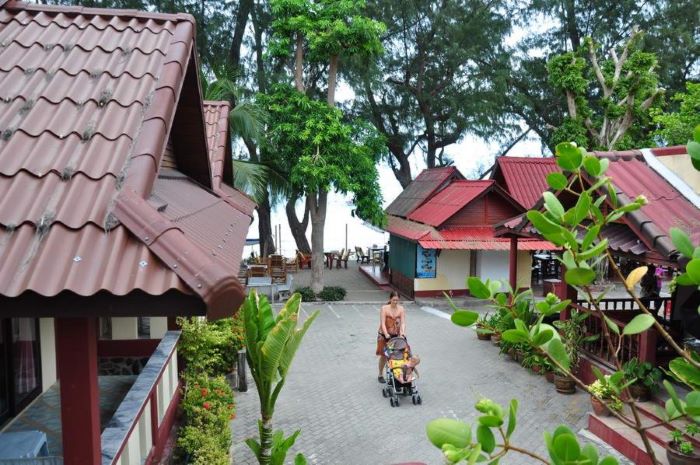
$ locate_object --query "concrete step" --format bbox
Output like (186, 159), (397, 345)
(588, 412), (670, 465)
(632, 400), (700, 450)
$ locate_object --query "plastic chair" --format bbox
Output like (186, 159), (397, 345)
(335, 249), (350, 268)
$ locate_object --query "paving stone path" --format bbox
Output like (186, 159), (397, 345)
(230, 301), (629, 465)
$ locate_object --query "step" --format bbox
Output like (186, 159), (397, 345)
(588, 412), (670, 465)
(633, 400), (700, 450)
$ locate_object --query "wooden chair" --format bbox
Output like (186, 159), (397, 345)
(269, 254), (287, 284)
(248, 265), (267, 278)
(335, 248), (350, 269)
(355, 246), (369, 264)
(297, 250), (312, 269)
(237, 264), (248, 286)
(284, 256), (299, 273)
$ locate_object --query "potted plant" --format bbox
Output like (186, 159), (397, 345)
(588, 375), (623, 417)
(490, 313), (505, 345)
(622, 357), (663, 401)
(667, 424), (700, 465)
(552, 310), (598, 394)
(475, 313), (492, 341)
(542, 358), (555, 383)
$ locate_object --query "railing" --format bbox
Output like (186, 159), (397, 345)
(101, 331), (181, 465)
(575, 297), (672, 316)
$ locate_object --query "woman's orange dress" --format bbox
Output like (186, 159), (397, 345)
(375, 313), (402, 356)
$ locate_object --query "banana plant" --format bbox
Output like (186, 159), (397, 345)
(242, 290), (319, 465)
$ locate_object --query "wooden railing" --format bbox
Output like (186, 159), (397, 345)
(575, 297), (672, 317)
(101, 331), (181, 465)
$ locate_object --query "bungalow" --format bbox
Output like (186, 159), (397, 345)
(385, 167), (555, 298)
(0, 2), (253, 464)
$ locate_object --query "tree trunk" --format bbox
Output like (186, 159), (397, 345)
(286, 194), (311, 254)
(229, 0), (254, 69)
(257, 193), (276, 257)
(564, 0), (580, 51)
(309, 190), (327, 294)
(258, 417), (273, 465)
(327, 55), (339, 105)
(295, 33), (305, 92)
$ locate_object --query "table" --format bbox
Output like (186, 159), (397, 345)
(369, 248), (384, 272)
(0, 431), (49, 458)
(246, 277), (277, 302)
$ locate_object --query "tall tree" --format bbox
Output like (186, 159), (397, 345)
(347, 0), (512, 187)
(547, 29), (663, 150)
(653, 82), (700, 146)
(265, 0), (386, 292)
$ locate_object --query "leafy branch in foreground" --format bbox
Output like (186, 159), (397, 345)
(428, 126), (700, 464)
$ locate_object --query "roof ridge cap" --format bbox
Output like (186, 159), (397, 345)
(5, 1), (195, 22)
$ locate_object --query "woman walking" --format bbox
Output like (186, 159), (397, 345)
(376, 291), (406, 383)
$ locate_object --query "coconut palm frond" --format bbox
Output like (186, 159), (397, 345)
(232, 159), (269, 203)
(205, 77), (239, 103)
(230, 102), (268, 143)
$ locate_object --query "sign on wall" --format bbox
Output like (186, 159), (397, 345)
(416, 245), (437, 278)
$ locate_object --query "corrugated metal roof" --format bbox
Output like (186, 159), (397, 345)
(386, 215), (433, 240)
(385, 166), (463, 217)
(493, 156), (559, 209)
(418, 239), (557, 250)
(408, 180), (494, 226)
(0, 2), (250, 318)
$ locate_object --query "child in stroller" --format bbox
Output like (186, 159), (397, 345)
(381, 336), (422, 407)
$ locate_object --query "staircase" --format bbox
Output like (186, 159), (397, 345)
(588, 397), (700, 465)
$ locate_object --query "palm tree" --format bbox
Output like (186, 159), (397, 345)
(242, 291), (318, 464)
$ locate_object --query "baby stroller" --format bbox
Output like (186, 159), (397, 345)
(381, 336), (422, 407)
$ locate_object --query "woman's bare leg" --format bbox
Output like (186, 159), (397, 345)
(378, 355), (386, 377)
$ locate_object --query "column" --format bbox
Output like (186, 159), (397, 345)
(56, 318), (100, 465)
(509, 237), (518, 291)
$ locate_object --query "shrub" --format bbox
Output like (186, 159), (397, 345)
(178, 312), (245, 376)
(178, 374), (234, 463)
(297, 286), (316, 301)
(317, 286), (346, 301)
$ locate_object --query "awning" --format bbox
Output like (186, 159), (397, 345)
(418, 238), (558, 251)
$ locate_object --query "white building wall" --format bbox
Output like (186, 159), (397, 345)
(658, 154), (700, 195)
(414, 250), (470, 292)
(39, 318), (56, 392)
(476, 250), (509, 286)
(112, 317), (138, 340)
(150, 317), (168, 339)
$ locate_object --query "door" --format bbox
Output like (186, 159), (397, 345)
(0, 320), (9, 423)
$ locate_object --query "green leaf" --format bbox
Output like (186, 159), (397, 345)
(592, 365), (605, 382)
(580, 444), (599, 465)
(599, 457), (619, 465)
(532, 328), (554, 346)
(294, 453), (307, 465)
(547, 172), (568, 190)
(669, 358), (700, 390)
(598, 158), (610, 176)
(502, 329), (530, 343)
(565, 267), (596, 286)
(553, 432), (581, 461)
(451, 310), (479, 327)
(478, 415), (503, 427)
(688, 140), (700, 161)
(604, 315), (620, 335)
(426, 418), (471, 449)
(468, 277), (491, 299)
(543, 191), (566, 218)
(622, 314), (655, 335)
(693, 124), (700, 142)
(606, 182), (618, 207)
(476, 425), (496, 453)
(546, 338), (570, 371)
(573, 191), (592, 225)
(506, 399), (518, 439)
(685, 392), (700, 416)
(583, 156), (602, 177)
(687, 259), (700, 283)
(670, 227), (694, 258)
(556, 142), (583, 171)
(527, 210), (563, 234)
(577, 239), (608, 261)
(664, 379), (685, 414)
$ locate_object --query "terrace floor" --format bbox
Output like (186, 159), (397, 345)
(1, 375), (136, 456)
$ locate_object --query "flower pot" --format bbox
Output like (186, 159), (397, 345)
(667, 443), (700, 465)
(628, 383), (651, 402)
(590, 396), (611, 416)
(531, 364), (542, 374)
(514, 350), (524, 363)
(507, 348), (517, 361)
(545, 371), (555, 383)
(491, 333), (502, 346)
(476, 331), (492, 341)
(554, 373), (576, 394)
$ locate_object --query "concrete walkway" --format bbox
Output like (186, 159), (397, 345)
(292, 261), (391, 302)
(229, 302), (629, 465)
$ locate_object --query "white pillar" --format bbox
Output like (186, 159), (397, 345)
(40, 318), (57, 392)
(111, 317), (138, 340)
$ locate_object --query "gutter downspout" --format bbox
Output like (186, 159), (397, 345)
(640, 148), (700, 209)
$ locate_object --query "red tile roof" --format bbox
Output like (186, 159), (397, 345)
(492, 156), (559, 209)
(385, 166), (463, 217)
(0, 2), (251, 318)
(408, 180), (494, 226)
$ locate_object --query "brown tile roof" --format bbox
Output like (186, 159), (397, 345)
(492, 157), (560, 209)
(385, 166), (463, 217)
(407, 180), (496, 227)
(0, 2), (251, 319)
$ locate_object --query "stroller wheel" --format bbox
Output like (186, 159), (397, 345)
(411, 396), (416, 405)
(389, 398), (395, 407)
(417, 395), (422, 405)
(394, 397), (400, 407)
(382, 387), (388, 398)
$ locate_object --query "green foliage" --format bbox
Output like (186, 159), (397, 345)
(668, 423), (700, 456)
(258, 85), (385, 225)
(177, 374), (234, 464)
(548, 32), (663, 150)
(242, 291), (318, 464)
(589, 376), (624, 411)
(296, 287), (316, 302)
(427, 398), (619, 464)
(653, 83), (700, 145)
(622, 357), (663, 393)
(317, 286), (346, 301)
(177, 313), (246, 376)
